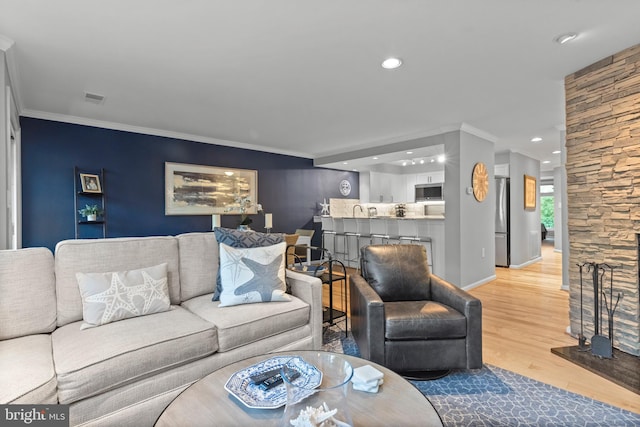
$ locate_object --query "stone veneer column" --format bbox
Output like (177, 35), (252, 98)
(565, 43), (640, 356)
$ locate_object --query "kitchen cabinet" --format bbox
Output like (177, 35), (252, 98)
(405, 174), (417, 203)
(416, 170), (444, 184)
(369, 171), (407, 203)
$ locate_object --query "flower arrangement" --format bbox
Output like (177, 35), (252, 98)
(225, 194), (262, 226)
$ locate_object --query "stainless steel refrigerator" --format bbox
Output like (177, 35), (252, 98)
(495, 177), (510, 267)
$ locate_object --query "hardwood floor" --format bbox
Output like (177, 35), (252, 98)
(471, 240), (639, 414)
(324, 241), (640, 414)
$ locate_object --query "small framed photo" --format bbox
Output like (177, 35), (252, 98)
(80, 173), (102, 193)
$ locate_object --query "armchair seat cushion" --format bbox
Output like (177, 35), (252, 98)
(384, 301), (466, 340)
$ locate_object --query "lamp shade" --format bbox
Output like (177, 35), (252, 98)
(212, 214), (221, 229)
(264, 213), (273, 229)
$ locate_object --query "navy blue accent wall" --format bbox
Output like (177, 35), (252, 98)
(21, 117), (358, 251)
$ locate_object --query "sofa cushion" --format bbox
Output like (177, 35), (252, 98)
(52, 306), (217, 404)
(219, 242), (290, 307)
(0, 334), (57, 404)
(212, 227), (284, 300)
(384, 301), (467, 340)
(176, 232), (219, 301)
(182, 293), (309, 352)
(55, 236), (180, 327)
(77, 263), (170, 329)
(0, 247), (56, 340)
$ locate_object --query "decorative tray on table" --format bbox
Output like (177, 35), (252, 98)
(224, 355), (322, 409)
(290, 265), (326, 277)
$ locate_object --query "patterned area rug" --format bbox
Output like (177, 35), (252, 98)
(321, 327), (640, 426)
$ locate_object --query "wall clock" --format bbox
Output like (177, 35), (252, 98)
(472, 162), (489, 202)
(339, 179), (352, 196)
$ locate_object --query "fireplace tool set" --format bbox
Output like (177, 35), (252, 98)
(577, 262), (623, 358)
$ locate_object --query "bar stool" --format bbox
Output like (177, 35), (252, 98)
(369, 218), (390, 244)
(330, 218), (346, 262)
(385, 218), (401, 244)
(321, 217), (337, 260)
(352, 218), (371, 271)
(414, 219), (435, 272)
(342, 218), (360, 268)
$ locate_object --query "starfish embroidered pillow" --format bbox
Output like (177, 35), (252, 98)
(76, 263), (170, 329)
(212, 227), (285, 301)
(218, 242), (290, 307)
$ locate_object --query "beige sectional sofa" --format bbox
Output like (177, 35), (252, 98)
(0, 232), (322, 426)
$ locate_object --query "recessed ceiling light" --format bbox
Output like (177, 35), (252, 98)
(531, 137), (543, 143)
(542, 160), (551, 164)
(224, 171), (234, 176)
(402, 161), (407, 166)
(420, 159), (425, 164)
(411, 160), (416, 165)
(372, 156), (379, 160)
(352, 169), (358, 172)
(406, 151), (413, 154)
(342, 162), (348, 165)
(552, 150), (561, 154)
(430, 159), (435, 163)
(437, 155), (445, 163)
(381, 57), (402, 69)
(554, 33), (577, 44)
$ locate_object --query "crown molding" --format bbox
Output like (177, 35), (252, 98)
(20, 109), (314, 159)
(0, 34), (23, 116)
(459, 123), (498, 143)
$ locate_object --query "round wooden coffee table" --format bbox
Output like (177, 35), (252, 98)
(155, 351), (443, 426)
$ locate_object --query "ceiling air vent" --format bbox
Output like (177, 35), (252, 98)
(84, 91), (105, 104)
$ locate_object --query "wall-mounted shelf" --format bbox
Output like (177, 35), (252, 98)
(74, 166), (106, 239)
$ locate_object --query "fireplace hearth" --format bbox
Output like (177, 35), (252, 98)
(551, 346), (639, 395)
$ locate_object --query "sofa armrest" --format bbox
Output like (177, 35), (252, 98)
(286, 269), (323, 350)
(349, 274), (385, 365)
(431, 274), (483, 368)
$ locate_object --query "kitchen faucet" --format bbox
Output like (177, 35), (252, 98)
(353, 204), (363, 217)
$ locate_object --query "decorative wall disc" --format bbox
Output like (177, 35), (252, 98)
(472, 162), (489, 202)
(339, 179), (352, 196)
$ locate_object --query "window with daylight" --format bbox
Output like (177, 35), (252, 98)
(540, 184), (554, 230)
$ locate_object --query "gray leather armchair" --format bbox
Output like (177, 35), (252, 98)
(349, 245), (482, 375)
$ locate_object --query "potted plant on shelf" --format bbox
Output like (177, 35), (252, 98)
(78, 204), (104, 222)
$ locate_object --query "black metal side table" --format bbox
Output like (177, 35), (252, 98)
(287, 245), (348, 337)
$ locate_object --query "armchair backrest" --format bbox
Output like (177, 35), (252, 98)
(360, 245), (431, 301)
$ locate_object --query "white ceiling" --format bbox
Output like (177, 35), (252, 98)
(2, 1), (640, 174)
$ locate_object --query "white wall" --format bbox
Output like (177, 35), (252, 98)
(507, 152), (542, 266)
(553, 166), (563, 252)
(444, 130), (496, 287)
(0, 46), (8, 249)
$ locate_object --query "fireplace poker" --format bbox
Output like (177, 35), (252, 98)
(591, 264), (612, 358)
(601, 264), (623, 357)
(577, 262), (589, 350)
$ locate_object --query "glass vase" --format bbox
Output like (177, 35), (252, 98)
(281, 352), (353, 427)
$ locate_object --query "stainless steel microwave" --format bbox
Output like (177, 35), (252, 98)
(415, 183), (444, 201)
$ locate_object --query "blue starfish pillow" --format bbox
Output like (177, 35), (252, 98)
(218, 242), (291, 307)
(212, 227), (285, 301)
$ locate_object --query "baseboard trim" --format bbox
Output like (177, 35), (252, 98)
(510, 256), (542, 269)
(463, 275), (496, 291)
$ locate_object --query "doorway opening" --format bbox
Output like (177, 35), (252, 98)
(540, 183), (554, 242)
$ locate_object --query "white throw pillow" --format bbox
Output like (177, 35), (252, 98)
(218, 242), (290, 307)
(76, 263), (170, 329)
